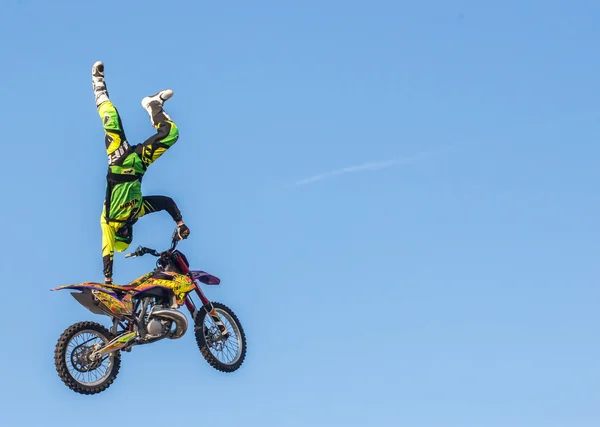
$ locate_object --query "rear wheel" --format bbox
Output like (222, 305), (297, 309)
(54, 321), (121, 395)
(194, 302), (247, 372)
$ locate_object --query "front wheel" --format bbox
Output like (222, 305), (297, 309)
(54, 321), (121, 395)
(194, 302), (247, 372)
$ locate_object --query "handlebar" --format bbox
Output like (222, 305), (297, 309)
(124, 246), (160, 258)
(124, 228), (182, 259)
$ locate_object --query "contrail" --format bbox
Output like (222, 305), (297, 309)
(295, 149), (444, 186)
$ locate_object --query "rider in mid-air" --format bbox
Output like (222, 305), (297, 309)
(91, 61), (190, 285)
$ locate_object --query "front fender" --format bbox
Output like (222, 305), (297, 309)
(190, 270), (220, 285)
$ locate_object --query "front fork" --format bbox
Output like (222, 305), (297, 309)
(185, 282), (230, 339)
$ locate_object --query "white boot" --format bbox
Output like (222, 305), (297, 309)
(92, 61), (110, 107)
(141, 90), (173, 127)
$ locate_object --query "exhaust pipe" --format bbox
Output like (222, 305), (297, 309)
(150, 308), (188, 339)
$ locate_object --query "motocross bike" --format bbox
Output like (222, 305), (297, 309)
(52, 229), (246, 395)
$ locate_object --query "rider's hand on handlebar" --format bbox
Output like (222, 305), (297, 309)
(177, 222), (190, 240)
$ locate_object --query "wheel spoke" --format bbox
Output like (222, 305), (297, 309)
(64, 329), (114, 387)
(201, 307), (244, 366)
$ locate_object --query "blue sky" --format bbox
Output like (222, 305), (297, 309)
(0, 0), (599, 425)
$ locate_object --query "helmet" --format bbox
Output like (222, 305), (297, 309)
(115, 223), (133, 252)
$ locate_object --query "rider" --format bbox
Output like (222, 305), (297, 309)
(91, 61), (191, 285)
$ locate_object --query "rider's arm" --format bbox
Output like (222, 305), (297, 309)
(140, 196), (190, 239)
(139, 196), (184, 223)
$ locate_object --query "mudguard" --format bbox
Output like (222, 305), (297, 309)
(52, 282), (134, 318)
(191, 271), (220, 285)
(51, 282), (119, 296)
(70, 289), (111, 316)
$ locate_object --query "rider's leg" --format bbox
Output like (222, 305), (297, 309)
(92, 61), (131, 166)
(134, 90), (180, 169)
(100, 212), (119, 283)
(100, 210), (134, 283)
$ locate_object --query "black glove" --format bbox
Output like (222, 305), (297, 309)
(177, 223), (190, 240)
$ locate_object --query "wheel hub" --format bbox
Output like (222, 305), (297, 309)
(70, 344), (102, 372)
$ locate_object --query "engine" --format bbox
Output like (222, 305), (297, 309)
(142, 305), (189, 341)
(146, 317), (171, 338)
